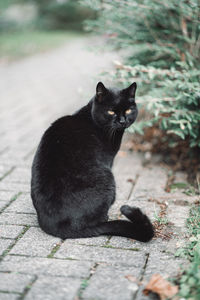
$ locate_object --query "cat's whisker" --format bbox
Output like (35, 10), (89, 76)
(113, 128), (117, 144)
(111, 128), (115, 145)
(109, 127), (115, 145)
(104, 125), (113, 142)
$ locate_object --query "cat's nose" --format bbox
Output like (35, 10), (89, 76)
(119, 116), (126, 124)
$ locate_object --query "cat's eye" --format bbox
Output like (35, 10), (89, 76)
(125, 109), (132, 115)
(108, 110), (115, 115)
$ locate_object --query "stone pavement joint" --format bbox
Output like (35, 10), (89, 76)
(0, 37), (197, 300)
(0, 166), (16, 182)
(0, 192), (22, 214)
(0, 225), (29, 261)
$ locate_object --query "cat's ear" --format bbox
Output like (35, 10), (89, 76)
(125, 82), (137, 99)
(96, 82), (107, 102)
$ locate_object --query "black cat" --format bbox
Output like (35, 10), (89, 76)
(31, 82), (154, 242)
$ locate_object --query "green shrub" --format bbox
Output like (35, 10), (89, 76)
(81, 0), (200, 148)
(82, 0), (200, 67)
(113, 62), (200, 147)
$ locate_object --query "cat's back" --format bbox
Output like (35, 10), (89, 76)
(43, 114), (98, 151)
(33, 113), (101, 172)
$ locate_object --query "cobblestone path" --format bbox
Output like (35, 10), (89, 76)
(0, 37), (197, 300)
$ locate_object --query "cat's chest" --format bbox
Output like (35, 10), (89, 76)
(96, 144), (114, 167)
(95, 134), (121, 168)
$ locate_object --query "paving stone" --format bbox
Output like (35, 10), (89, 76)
(0, 225), (24, 239)
(108, 236), (153, 250)
(141, 191), (198, 206)
(0, 272), (34, 293)
(130, 167), (168, 201)
(0, 238), (13, 255)
(2, 167), (31, 184)
(0, 149), (30, 162)
(0, 191), (16, 201)
(5, 193), (36, 214)
(0, 182), (30, 192)
(10, 227), (61, 257)
(82, 264), (141, 300)
(167, 204), (190, 229)
(113, 152), (143, 176)
(115, 175), (133, 200)
(0, 201), (8, 211)
(147, 252), (186, 282)
(66, 236), (108, 246)
(109, 165), (138, 219)
(0, 165), (13, 180)
(0, 293), (19, 300)
(112, 153), (143, 205)
(25, 276), (81, 300)
(0, 212), (38, 226)
(0, 159), (32, 169)
(135, 252), (187, 300)
(55, 243), (145, 266)
(108, 236), (143, 250)
(160, 237), (187, 254)
(0, 255), (93, 278)
(117, 167), (168, 221)
(108, 236), (181, 255)
(166, 191), (198, 205)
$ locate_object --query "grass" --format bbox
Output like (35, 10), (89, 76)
(154, 214), (169, 225)
(174, 205), (200, 299)
(153, 207), (169, 226)
(170, 182), (198, 196)
(47, 242), (62, 258)
(0, 30), (82, 62)
(103, 244), (140, 251)
(0, 225), (29, 262)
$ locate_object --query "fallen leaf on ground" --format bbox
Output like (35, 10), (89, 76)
(143, 274), (178, 300)
(118, 151), (127, 157)
(127, 178), (135, 183)
(125, 275), (137, 283)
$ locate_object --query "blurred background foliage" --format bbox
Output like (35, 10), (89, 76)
(0, 0), (95, 60)
(33, 0), (95, 31)
(81, 0), (200, 168)
(0, 0), (95, 32)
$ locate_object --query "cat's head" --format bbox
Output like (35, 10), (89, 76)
(91, 82), (138, 130)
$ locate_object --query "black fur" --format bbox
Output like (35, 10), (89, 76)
(31, 82), (154, 242)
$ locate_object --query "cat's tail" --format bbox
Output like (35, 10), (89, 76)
(61, 205), (153, 242)
(91, 205), (154, 242)
(42, 205), (154, 242)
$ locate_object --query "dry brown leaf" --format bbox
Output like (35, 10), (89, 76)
(143, 274), (178, 300)
(127, 178), (135, 183)
(118, 150), (127, 157)
(125, 275), (137, 283)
